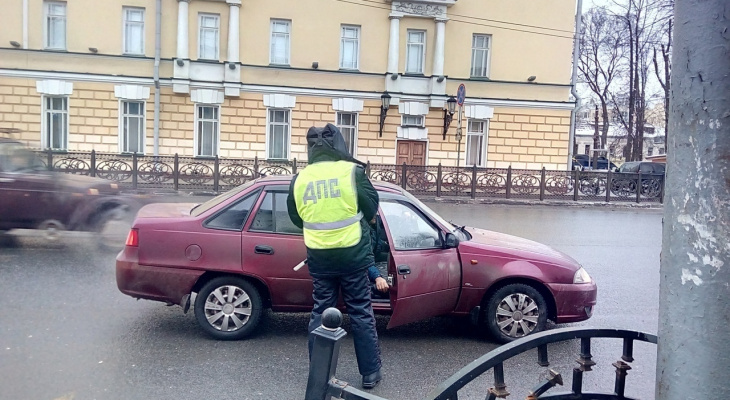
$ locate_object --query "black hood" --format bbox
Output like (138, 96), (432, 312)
(306, 123), (366, 166)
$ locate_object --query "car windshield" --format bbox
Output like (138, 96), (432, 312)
(190, 180), (258, 217)
(0, 143), (44, 173)
(399, 189), (471, 241)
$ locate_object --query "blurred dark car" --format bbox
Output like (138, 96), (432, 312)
(572, 155), (618, 171)
(616, 161), (666, 175)
(0, 136), (134, 249)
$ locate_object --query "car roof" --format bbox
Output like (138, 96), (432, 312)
(254, 174), (405, 194)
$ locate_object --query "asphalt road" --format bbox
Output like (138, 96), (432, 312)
(0, 203), (662, 400)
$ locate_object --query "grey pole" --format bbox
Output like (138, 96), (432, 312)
(567, 0), (583, 171)
(655, 0), (730, 398)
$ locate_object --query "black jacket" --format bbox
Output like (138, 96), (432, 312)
(286, 124), (379, 276)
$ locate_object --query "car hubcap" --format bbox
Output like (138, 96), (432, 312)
(496, 293), (539, 338)
(204, 285), (252, 332)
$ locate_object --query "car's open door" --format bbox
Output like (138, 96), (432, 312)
(379, 200), (461, 329)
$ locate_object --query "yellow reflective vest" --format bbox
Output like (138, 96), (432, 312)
(293, 160), (362, 249)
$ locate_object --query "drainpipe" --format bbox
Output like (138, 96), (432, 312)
(153, 0), (161, 156)
(567, 0), (583, 170)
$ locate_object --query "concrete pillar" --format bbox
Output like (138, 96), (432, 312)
(655, 0), (730, 398)
(433, 18), (447, 77)
(387, 15), (401, 74)
(176, 0), (190, 60)
(226, 0), (241, 63)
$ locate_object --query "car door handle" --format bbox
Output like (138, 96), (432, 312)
(0, 178), (15, 183)
(397, 265), (411, 275)
(254, 245), (274, 255)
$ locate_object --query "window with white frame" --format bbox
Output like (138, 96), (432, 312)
(402, 114), (424, 128)
(336, 112), (358, 156)
(44, 1), (66, 50)
(471, 34), (491, 77)
(43, 96), (68, 150)
(195, 105), (219, 157)
(340, 25), (360, 70)
(198, 13), (219, 60)
(267, 109), (290, 159)
(123, 7), (145, 55)
(465, 119), (487, 167)
(270, 20), (291, 65)
(405, 30), (426, 74)
(120, 101), (145, 153)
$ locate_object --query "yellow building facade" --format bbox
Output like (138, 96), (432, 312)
(0, 0), (577, 169)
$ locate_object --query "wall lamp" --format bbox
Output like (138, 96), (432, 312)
(378, 92), (392, 137)
(442, 95), (457, 140)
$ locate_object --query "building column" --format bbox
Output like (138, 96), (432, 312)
(176, 0), (190, 60)
(387, 15), (401, 75)
(173, 0), (191, 93)
(224, 0), (242, 97)
(433, 18), (447, 78)
(226, 0), (241, 63)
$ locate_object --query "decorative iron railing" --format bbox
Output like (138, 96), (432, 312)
(305, 308), (658, 400)
(35, 150), (664, 203)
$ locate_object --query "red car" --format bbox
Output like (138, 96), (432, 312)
(116, 176), (597, 343)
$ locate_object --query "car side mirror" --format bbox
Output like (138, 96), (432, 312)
(443, 232), (459, 249)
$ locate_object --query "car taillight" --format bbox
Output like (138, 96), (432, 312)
(125, 228), (139, 247)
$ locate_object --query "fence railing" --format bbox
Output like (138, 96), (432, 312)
(35, 150), (664, 203)
(305, 308), (658, 400)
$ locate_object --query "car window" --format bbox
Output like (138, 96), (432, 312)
(250, 191), (302, 235)
(380, 201), (441, 250)
(0, 143), (42, 173)
(204, 190), (259, 231)
(191, 180), (258, 217)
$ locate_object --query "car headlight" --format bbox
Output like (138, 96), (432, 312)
(573, 267), (592, 284)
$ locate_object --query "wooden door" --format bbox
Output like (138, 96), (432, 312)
(396, 140), (426, 165)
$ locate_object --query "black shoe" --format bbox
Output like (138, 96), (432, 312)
(362, 370), (382, 389)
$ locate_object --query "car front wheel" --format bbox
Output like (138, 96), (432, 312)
(194, 277), (262, 340)
(485, 283), (548, 343)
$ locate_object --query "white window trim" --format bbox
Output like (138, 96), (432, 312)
(464, 119), (489, 167)
(405, 29), (426, 74)
(40, 95), (69, 150)
(335, 111), (358, 158)
(118, 100), (146, 154)
(122, 7), (145, 55)
(269, 19), (291, 65)
(194, 104), (221, 158)
(470, 34), (492, 78)
(265, 108), (292, 160)
(198, 13), (220, 60)
(43, 1), (66, 50)
(339, 25), (360, 70)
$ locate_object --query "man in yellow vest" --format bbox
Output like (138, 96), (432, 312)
(287, 123), (382, 389)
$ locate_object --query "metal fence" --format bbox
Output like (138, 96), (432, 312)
(35, 150), (664, 203)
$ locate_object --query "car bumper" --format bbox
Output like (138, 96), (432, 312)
(546, 282), (598, 323)
(116, 248), (204, 305)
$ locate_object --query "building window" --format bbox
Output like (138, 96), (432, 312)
(471, 34), (491, 77)
(123, 7), (145, 55)
(195, 105), (219, 157)
(340, 25), (360, 70)
(402, 115), (424, 128)
(44, 1), (66, 50)
(43, 96), (68, 150)
(198, 13), (219, 60)
(336, 112), (358, 156)
(267, 109), (290, 159)
(465, 120), (487, 167)
(647, 147), (654, 156)
(120, 101), (145, 153)
(406, 30), (426, 74)
(270, 20), (291, 65)
(584, 144), (591, 155)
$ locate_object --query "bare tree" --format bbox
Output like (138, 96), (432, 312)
(578, 7), (625, 151)
(652, 0), (673, 149)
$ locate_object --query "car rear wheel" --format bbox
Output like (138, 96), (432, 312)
(485, 283), (547, 343)
(194, 277), (262, 340)
(94, 207), (133, 252)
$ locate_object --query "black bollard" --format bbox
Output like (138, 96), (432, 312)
(305, 308), (347, 400)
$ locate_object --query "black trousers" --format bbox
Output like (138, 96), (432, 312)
(308, 268), (382, 376)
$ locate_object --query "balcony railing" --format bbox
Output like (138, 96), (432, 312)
(35, 150), (665, 203)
